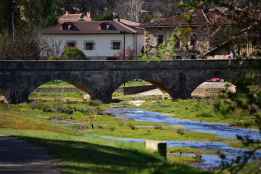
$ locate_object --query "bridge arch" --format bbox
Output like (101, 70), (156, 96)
(108, 72), (177, 100)
(111, 79), (171, 101)
(185, 70), (242, 98)
(29, 80), (91, 102)
(0, 60), (260, 104)
(1, 74), (101, 104)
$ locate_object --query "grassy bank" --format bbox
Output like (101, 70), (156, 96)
(0, 102), (211, 174)
(0, 80), (258, 174)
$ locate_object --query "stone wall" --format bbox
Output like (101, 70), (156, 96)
(0, 60), (260, 104)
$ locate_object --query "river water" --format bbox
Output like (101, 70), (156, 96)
(105, 108), (261, 170)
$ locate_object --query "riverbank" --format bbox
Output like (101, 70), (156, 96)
(0, 102), (211, 174)
(0, 81), (259, 173)
(136, 99), (257, 129)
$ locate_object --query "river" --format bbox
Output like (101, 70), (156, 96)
(105, 108), (261, 170)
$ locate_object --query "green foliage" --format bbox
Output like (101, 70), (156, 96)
(140, 33), (177, 61)
(19, 0), (61, 29)
(0, 0), (10, 33)
(140, 26), (193, 60)
(158, 33), (177, 59)
(93, 13), (114, 21)
(214, 98), (235, 115)
(0, 0), (61, 33)
(31, 101), (99, 115)
(61, 47), (87, 60)
(48, 56), (61, 60)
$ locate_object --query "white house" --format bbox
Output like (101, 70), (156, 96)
(42, 14), (144, 60)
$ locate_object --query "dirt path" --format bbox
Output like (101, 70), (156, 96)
(0, 136), (60, 174)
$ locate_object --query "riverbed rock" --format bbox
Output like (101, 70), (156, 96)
(0, 96), (8, 104)
(128, 100), (145, 106)
(83, 94), (91, 101)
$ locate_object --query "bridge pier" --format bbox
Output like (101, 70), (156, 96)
(90, 91), (113, 103)
(3, 88), (30, 104)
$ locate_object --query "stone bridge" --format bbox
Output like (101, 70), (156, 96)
(0, 60), (260, 104)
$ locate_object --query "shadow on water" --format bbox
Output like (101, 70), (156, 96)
(11, 136), (209, 174)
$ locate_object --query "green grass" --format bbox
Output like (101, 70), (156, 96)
(0, 99), (215, 174)
(121, 80), (151, 87)
(37, 80), (76, 89)
(0, 104), (210, 174)
(0, 102), (222, 142)
(1, 81), (259, 174)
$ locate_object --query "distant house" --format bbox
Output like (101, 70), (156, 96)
(58, 11), (93, 23)
(143, 9), (211, 59)
(42, 13), (144, 60)
(143, 8), (261, 59)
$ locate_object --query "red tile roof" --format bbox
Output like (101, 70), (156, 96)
(58, 12), (92, 23)
(42, 21), (137, 35)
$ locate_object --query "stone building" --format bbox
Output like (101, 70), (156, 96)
(143, 7), (261, 59)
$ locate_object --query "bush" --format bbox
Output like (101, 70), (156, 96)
(0, 34), (42, 59)
(48, 56), (61, 60)
(214, 99), (235, 115)
(176, 127), (186, 135)
(62, 47), (87, 60)
(127, 123), (136, 130)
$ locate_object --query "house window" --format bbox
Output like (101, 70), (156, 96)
(112, 41), (121, 50)
(66, 41), (77, 47)
(85, 41), (95, 50)
(157, 35), (164, 45)
(100, 23), (116, 30)
(62, 22), (79, 31)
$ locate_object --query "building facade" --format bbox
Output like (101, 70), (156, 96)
(42, 14), (144, 60)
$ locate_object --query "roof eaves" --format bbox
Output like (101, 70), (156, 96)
(114, 21), (137, 33)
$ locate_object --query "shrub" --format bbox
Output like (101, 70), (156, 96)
(214, 99), (235, 115)
(0, 34), (42, 59)
(127, 123), (136, 130)
(48, 56), (61, 60)
(62, 47), (87, 60)
(176, 127), (185, 135)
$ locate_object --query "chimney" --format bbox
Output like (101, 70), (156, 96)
(65, 11), (69, 16)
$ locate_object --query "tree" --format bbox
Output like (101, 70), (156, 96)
(0, 0), (14, 34)
(183, 0), (261, 35)
(215, 75), (261, 174)
(115, 0), (144, 22)
(19, 0), (61, 30)
(0, 0), (62, 34)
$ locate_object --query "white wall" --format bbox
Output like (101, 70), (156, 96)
(137, 34), (144, 55)
(42, 34), (144, 59)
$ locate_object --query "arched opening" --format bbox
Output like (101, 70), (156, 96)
(112, 79), (171, 104)
(29, 80), (91, 103)
(191, 77), (236, 98)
